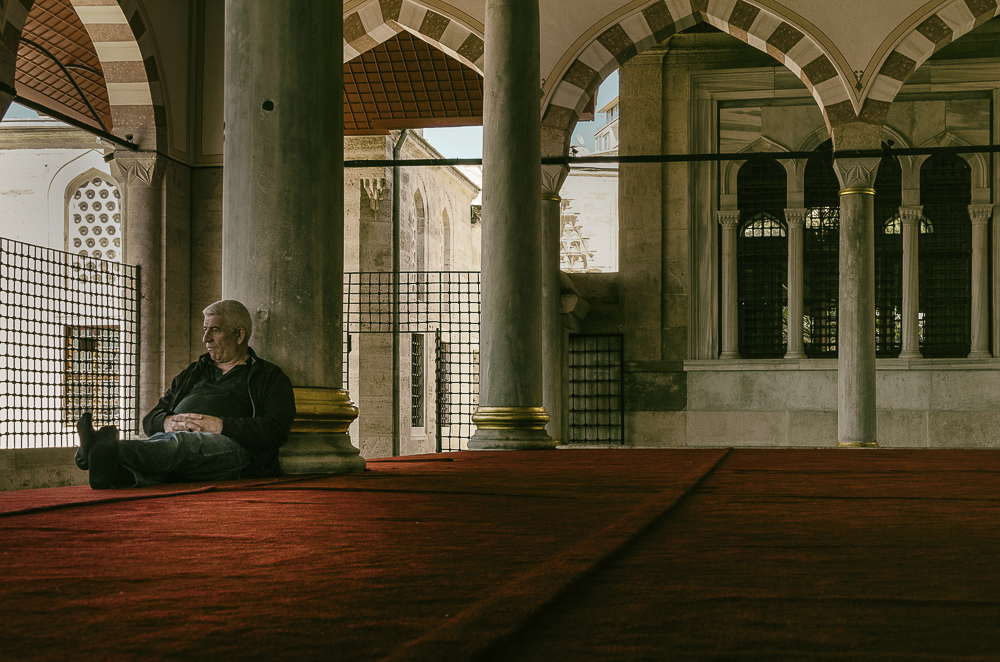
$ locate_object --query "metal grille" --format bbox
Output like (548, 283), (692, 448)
(411, 333), (424, 427)
(0, 238), (139, 449)
(736, 158), (787, 358)
(874, 151), (903, 358)
(567, 334), (623, 444)
(343, 271), (480, 452)
(803, 142), (839, 358)
(920, 154), (972, 358)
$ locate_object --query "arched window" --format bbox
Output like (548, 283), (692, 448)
(414, 190), (426, 272)
(67, 173), (122, 263)
(919, 154), (972, 358)
(803, 140), (839, 358)
(874, 148), (903, 357)
(736, 157), (787, 358)
(442, 208), (452, 270)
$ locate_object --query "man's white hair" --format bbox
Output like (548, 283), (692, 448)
(202, 300), (252, 342)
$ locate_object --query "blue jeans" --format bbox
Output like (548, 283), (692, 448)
(78, 431), (256, 487)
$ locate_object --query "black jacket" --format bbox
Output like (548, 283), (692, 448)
(142, 347), (296, 476)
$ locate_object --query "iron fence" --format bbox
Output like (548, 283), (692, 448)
(0, 238), (139, 449)
(344, 271), (480, 451)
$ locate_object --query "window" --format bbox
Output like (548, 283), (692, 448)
(64, 325), (121, 427)
(736, 157), (787, 358)
(874, 149), (903, 357)
(411, 334), (424, 427)
(919, 154), (972, 358)
(68, 175), (122, 262)
(803, 141), (839, 358)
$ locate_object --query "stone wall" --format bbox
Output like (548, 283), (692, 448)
(608, 28), (1000, 448)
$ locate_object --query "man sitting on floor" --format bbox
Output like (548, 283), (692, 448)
(76, 299), (296, 489)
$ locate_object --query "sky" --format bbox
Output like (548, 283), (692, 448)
(3, 103), (40, 120)
(423, 70), (618, 159)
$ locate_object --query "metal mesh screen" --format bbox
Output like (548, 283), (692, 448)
(920, 154), (972, 358)
(1, 238), (139, 449)
(874, 151), (903, 358)
(567, 334), (623, 444)
(736, 158), (788, 358)
(343, 271), (480, 452)
(803, 142), (840, 358)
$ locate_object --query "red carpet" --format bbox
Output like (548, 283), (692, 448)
(2, 449), (999, 660)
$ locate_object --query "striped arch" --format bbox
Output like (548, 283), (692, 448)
(864, 0), (1000, 120)
(68, 0), (165, 149)
(541, 0), (861, 146)
(343, 0), (484, 72)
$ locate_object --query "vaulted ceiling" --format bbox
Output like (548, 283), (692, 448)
(13, 0), (483, 135)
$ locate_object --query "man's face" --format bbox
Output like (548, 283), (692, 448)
(203, 315), (245, 363)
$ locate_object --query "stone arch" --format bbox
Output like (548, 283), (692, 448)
(342, 0), (484, 72)
(915, 132), (990, 203)
(68, 0), (166, 149)
(862, 0), (1000, 127)
(541, 0), (858, 154)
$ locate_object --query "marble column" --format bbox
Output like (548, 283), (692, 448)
(784, 208), (807, 359)
(541, 163), (569, 444)
(968, 204), (994, 359)
(111, 152), (164, 432)
(718, 210), (741, 359)
(223, 0), (363, 472)
(469, 0), (556, 450)
(834, 157), (881, 448)
(898, 206), (923, 359)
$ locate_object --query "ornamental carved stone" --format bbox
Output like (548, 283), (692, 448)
(361, 177), (387, 211)
(717, 209), (741, 230)
(110, 152), (165, 188)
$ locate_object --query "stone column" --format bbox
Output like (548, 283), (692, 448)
(898, 206), (923, 359)
(223, 0), (363, 472)
(111, 152), (164, 432)
(834, 157), (881, 448)
(469, 0), (555, 450)
(718, 210), (740, 359)
(541, 163), (569, 444)
(968, 204), (994, 359)
(784, 208), (807, 359)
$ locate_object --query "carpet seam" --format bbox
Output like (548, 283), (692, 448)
(377, 447), (734, 662)
(0, 475), (321, 518)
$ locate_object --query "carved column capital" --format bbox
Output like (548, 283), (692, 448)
(717, 209), (741, 229)
(541, 163), (569, 196)
(969, 204), (994, 226)
(361, 177), (388, 211)
(833, 156), (881, 190)
(784, 208), (808, 228)
(110, 151), (165, 188)
(899, 206), (923, 227)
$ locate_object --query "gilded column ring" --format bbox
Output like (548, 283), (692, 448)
(541, 193), (562, 202)
(838, 187), (876, 196)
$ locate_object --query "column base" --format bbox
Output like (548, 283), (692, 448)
(279, 433), (367, 474)
(783, 350), (806, 359)
(468, 428), (558, 450)
(837, 441), (880, 448)
(898, 350), (923, 359)
(968, 350), (992, 359)
(719, 352), (740, 360)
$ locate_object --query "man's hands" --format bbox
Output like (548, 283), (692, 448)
(164, 413), (224, 435)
